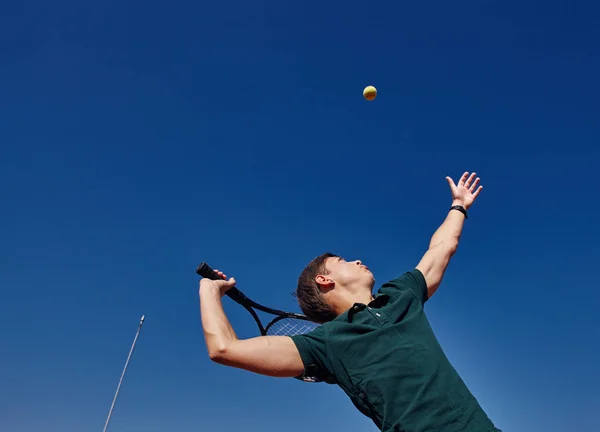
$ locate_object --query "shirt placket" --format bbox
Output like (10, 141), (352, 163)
(367, 306), (389, 326)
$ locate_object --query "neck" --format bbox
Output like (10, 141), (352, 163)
(331, 291), (374, 315)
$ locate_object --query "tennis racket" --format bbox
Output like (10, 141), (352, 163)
(195, 262), (323, 383)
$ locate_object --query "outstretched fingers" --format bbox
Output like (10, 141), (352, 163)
(468, 175), (480, 192)
(463, 172), (477, 189)
(448, 171), (483, 202)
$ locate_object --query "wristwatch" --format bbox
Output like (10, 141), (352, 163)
(449, 205), (468, 219)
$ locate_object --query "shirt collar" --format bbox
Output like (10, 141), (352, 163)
(347, 294), (390, 322)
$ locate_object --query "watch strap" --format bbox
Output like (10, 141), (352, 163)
(449, 205), (468, 219)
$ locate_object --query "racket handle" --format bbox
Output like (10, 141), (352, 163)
(195, 262), (247, 303)
(195, 262), (223, 281)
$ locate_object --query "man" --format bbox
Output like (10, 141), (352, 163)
(199, 172), (501, 431)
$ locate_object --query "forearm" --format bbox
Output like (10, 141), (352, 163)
(428, 202), (467, 250)
(417, 205), (467, 296)
(199, 288), (238, 358)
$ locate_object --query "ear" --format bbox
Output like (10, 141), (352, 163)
(315, 275), (335, 293)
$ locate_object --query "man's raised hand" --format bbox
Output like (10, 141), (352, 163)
(446, 172), (483, 210)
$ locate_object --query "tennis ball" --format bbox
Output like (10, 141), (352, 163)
(363, 85), (377, 101)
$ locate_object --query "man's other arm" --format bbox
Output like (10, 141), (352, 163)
(416, 172), (483, 299)
(199, 276), (304, 378)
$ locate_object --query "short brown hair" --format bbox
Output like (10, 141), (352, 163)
(295, 252), (338, 323)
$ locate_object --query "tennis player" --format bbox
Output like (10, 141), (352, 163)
(199, 172), (501, 431)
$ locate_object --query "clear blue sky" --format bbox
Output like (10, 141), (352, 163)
(1, 1), (599, 431)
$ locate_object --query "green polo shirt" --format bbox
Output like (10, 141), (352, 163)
(291, 269), (501, 432)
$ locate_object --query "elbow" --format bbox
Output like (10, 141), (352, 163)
(208, 345), (230, 364)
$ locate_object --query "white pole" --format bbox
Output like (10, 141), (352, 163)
(102, 315), (145, 432)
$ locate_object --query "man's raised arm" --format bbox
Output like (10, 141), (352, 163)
(199, 272), (305, 378)
(416, 172), (483, 299)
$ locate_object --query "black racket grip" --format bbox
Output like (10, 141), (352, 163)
(195, 262), (223, 281)
(195, 262), (247, 303)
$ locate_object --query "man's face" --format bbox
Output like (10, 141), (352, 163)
(322, 256), (375, 291)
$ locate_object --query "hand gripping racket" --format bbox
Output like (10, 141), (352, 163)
(196, 262), (323, 383)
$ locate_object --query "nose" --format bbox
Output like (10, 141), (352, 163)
(355, 260), (362, 266)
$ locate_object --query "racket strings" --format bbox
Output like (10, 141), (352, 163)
(267, 318), (318, 336)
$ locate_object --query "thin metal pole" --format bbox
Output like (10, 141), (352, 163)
(103, 314), (145, 432)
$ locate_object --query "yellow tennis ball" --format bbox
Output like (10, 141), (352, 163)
(363, 85), (377, 101)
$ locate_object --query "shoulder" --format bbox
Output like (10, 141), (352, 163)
(289, 322), (336, 382)
(289, 320), (331, 354)
(377, 269), (428, 304)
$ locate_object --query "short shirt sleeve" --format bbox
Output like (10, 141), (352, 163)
(290, 324), (335, 383)
(377, 269), (429, 305)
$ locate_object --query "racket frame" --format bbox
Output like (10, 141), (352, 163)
(195, 262), (313, 336)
